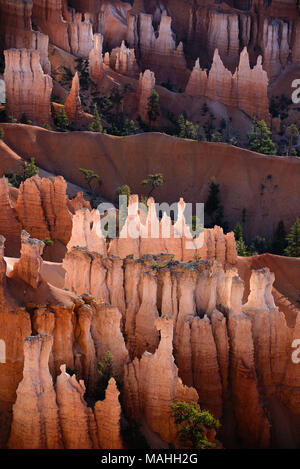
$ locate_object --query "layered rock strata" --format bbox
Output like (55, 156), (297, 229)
(0, 175), (73, 259)
(186, 47), (270, 122)
(4, 49), (53, 125)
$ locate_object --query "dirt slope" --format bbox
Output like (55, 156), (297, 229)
(1, 123), (300, 239)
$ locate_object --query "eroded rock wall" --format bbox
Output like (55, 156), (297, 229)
(4, 49), (52, 125)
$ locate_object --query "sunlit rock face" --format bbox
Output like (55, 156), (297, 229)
(186, 48), (270, 122)
(0, 225), (299, 449)
(68, 196), (238, 264)
(4, 49), (52, 125)
(8, 333), (123, 449)
(0, 175), (73, 260)
(1, 0), (300, 451)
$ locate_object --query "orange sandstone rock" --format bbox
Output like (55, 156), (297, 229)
(65, 72), (83, 122)
(10, 231), (44, 289)
(94, 378), (123, 449)
(8, 334), (62, 449)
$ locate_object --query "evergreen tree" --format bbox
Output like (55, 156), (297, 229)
(229, 136), (239, 146)
(248, 120), (277, 155)
(234, 222), (243, 242)
(286, 124), (299, 156)
(56, 107), (69, 131)
(23, 157), (38, 180)
(205, 177), (225, 227)
(285, 218), (300, 257)
(147, 90), (160, 127)
(177, 114), (199, 140)
(79, 168), (101, 194)
(89, 104), (103, 132)
(96, 351), (114, 400)
(142, 173), (164, 198)
(211, 131), (222, 142)
(272, 220), (287, 255)
(234, 222), (249, 256)
(170, 402), (220, 450)
(115, 184), (131, 207)
(122, 119), (138, 135)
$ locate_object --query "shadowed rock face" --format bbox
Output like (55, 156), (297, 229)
(0, 0), (51, 73)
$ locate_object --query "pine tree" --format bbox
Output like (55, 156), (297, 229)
(248, 119), (277, 155)
(286, 124), (299, 156)
(211, 131), (222, 142)
(89, 104), (103, 132)
(272, 220), (287, 255)
(147, 90), (160, 126)
(285, 218), (300, 257)
(56, 107), (69, 131)
(23, 158), (38, 180)
(141, 173), (164, 198)
(177, 114), (199, 140)
(78, 168), (101, 194)
(205, 177), (225, 227)
(115, 184), (131, 206)
(234, 222), (249, 256)
(234, 222), (243, 242)
(170, 402), (220, 449)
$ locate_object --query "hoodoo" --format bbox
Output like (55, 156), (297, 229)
(0, 0), (300, 453)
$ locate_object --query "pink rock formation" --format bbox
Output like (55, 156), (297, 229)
(14, 175), (73, 260)
(89, 33), (104, 86)
(123, 316), (199, 445)
(97, 1), (132, 50)
(0, 177), (22, 256)
(56, 364), (94, 449)
(8, 334), (62, 449)
(91, 302), (129, 380)
(1, 224), (300, 449)
(65, 72), (83, 122)
(67, 208), (106, 255)
(138, 11), (188, 88)
(94, 378), (123, 449)
(74, 196), (237, 265)
(4, 49), (52, 125)
(137, 69), (155, 123)
(10, 230), (44, 288)
(206, 10), (240, 68)
(8, 338), (123, 449)
(0, 0), (51, 73)
(135, 272), (160, 358)
(186, 47), (270, 122)
(67, 192), (91, 214)
(32, 0), (94, 57)
(262, 18), (290, 79)
(74, 303), (98, 392)
(110, 40), (139, 78)
(228, 310), (271, 448)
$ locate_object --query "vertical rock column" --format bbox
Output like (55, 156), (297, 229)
(4, 49), (52, 125)
(8, 334), (62, 449)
